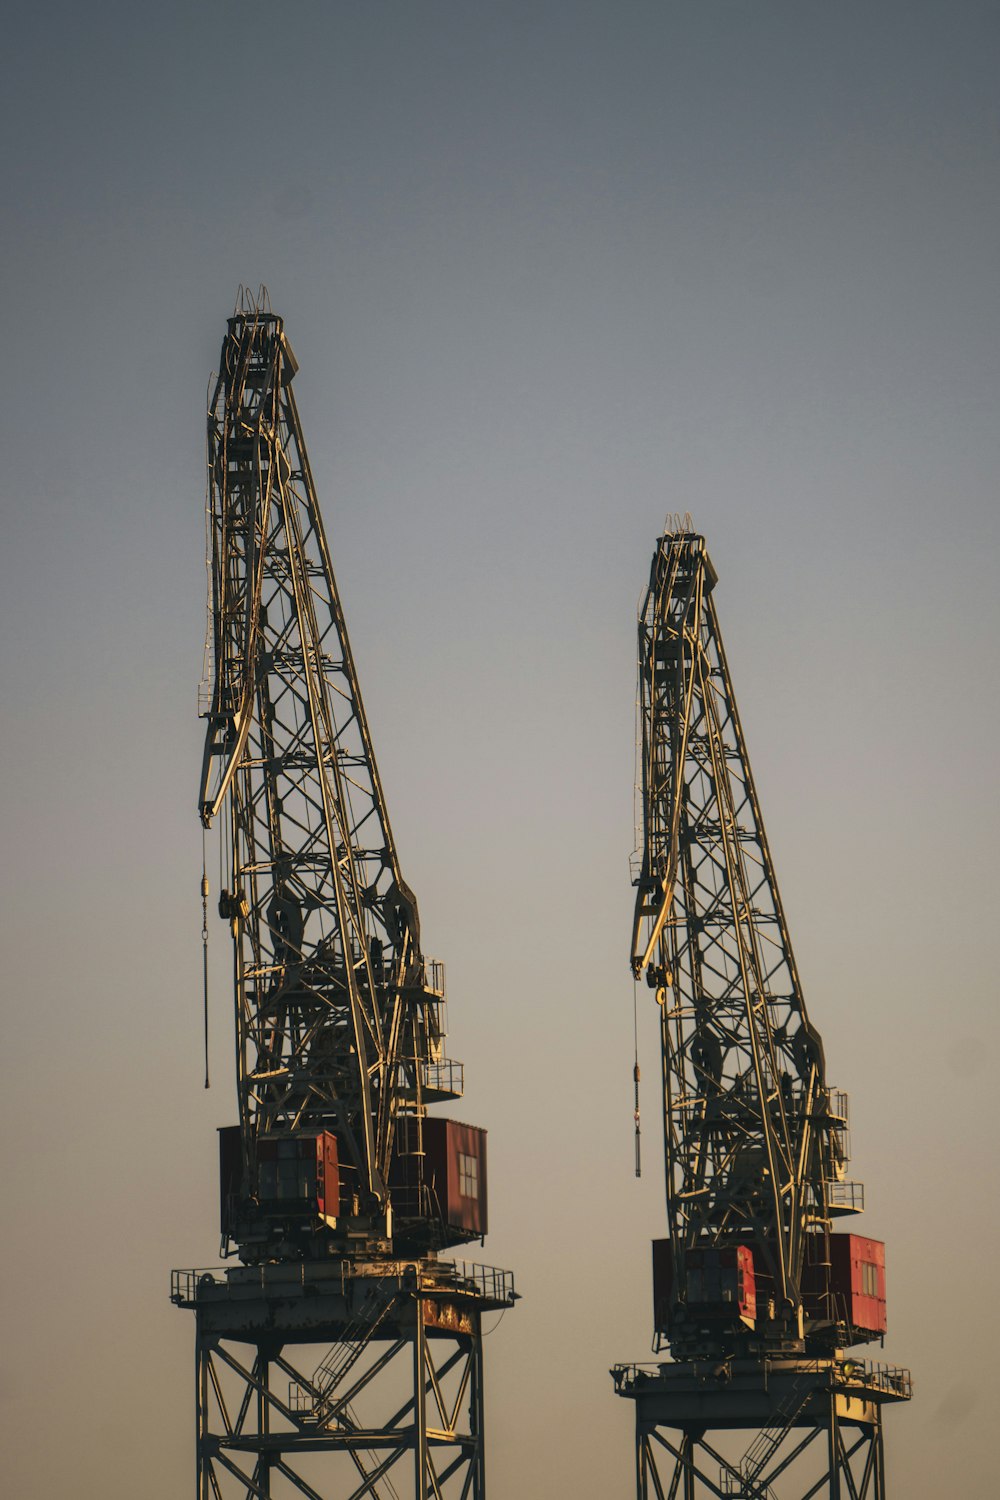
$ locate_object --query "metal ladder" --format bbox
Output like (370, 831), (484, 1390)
(719, 1377), (814, 1497)
(306, 1282), (401, 1423)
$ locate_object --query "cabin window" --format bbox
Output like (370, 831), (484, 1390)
(458, 1152), (479, 1199)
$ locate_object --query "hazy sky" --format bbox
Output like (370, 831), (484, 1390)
(1, 3), (997, 1496)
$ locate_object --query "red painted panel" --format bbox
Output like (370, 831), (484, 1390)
(218, 1124), (242, 1237)
(253, 1131), (340, 1216)
(652, 1239), (673, 1332)
(735, 1244), (757, 1321)
(653, 1241), (756, 1331)
(316, 1131), (339, 1222)
(422, 1117), (488, 1237)
(218, 1127), (339, 1235)
(828, 1233), (887, 1336)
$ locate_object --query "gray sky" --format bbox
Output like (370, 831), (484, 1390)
(1, 2), (997, 1494)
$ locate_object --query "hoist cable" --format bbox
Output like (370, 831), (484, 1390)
(633, 974), (641, 1178)
(202, 827), (211, 1089)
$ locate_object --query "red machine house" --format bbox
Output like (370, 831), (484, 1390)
(219, 1116), (488, 1250)
(219, 1126), (341, 1239)
(391, 1117), (488, 1244)
(652, 1241), (757, 1340)
(802, 1233), (887, 1342)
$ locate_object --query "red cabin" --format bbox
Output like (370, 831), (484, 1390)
(653, 1240), (756, 1334)
(219, 1117), (488, 1246)
(218, 1126), (340, 1236)
(831, 1233), (886, 1337)
(802, 1233), (887, 1342)
(392, 1116), (488, 1243)
(256, 1131), (340, 1224)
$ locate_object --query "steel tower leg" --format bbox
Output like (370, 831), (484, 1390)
(195, 1339), (208, 1500)
(827, 1400), (840, 1500)
(413, 1307), (429, 1497)
(470, 1320), (486, 1498)
(681, 1433), (696, 1500)
(635, 1412), (646, 1500)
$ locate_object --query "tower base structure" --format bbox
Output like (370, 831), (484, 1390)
(172, 1257), (514, 1498)
(612, 1357), (911, 1500)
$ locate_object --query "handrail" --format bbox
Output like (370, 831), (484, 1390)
(610, 1358), (912, 1400)
(454, 1261), (516, 1305)
(171, 1258), (516, 1309)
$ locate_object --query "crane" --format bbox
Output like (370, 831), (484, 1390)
(612, 519), (911, 1499)
(172, 289), (514, 1500)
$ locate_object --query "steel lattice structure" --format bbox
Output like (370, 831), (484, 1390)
(198, 293), (439, 1233)
(172, 1258), (511, 1500)
(614, 1356), (911, 1500)
(173, 290), (513, 1499)
(615, 519), (910, 1497)
(630, 528), (841, 1341)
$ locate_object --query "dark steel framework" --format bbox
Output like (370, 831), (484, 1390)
(174, 289), (513, 1498)
(614, 1358), (911, 1500)
(616, 518), (909, 1495)
(198, 292), (449, 1236)
(172, 1260), (513, 1499)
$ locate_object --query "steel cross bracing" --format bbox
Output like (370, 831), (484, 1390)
(172, 1259), (512, 1500)
(198, 295), (446, 1241)
(631, 528), (845, 1348)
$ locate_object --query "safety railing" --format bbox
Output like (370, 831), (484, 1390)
(827, 1089), (850, 1125)
(393, 1056), (464, 1100)
(421, 1058), (464, 1096)
(422, 957), (446, 998)
(843, 1361), (912, 1399)
(170, 1263), (336, 1304)
(171, 1258), (516, 1309)
(288, 1384), (318, 1414)
(610, 1363), (662, 1392)
(611, 1359), (911, 1401)
(171, 1268), (225, 1304)
(827, 1179), (865, 1212)
(437, 1261), (517, 1307)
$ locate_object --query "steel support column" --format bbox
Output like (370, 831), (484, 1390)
(827, 1402), (840, 1500)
